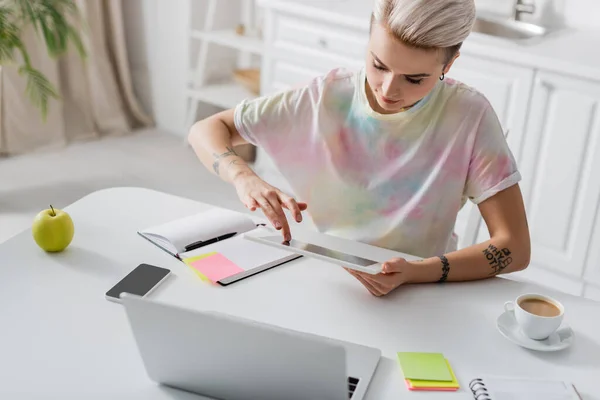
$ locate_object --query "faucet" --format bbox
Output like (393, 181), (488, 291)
(513, 0), (536, 21)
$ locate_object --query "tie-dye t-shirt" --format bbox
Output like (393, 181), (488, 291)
(233, 68), (521, 258)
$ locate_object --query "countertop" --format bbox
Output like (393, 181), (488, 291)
(259, 0), (600, 82)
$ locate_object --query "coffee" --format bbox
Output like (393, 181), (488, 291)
(518, 298), (561, 317)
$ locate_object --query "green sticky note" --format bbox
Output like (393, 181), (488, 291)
(407, 359), (459, 388)
(397, 352), (453, 382)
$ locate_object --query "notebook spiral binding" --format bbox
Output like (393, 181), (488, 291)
(469, 378), (492, 400)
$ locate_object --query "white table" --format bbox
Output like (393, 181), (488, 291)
(2, 187), (599, 400)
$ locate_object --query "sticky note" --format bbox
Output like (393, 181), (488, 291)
(187, 252), (244, 283)
(405, 382), (457, 391)
(397, 352), (453, 382)
(183, 252), (217, 282)
(406, 359), (459, 391)
(183, 252), (217, 264)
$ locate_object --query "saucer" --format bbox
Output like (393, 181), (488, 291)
(496, 310), (574, 351)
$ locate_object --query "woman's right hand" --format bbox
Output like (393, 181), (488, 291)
(232, 172), (307, 241)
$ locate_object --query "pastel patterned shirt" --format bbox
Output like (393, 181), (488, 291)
(234, 68), (521, 258)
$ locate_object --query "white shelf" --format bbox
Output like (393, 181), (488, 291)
(191, 29), (264, 55)
(188, 80), (258, 109)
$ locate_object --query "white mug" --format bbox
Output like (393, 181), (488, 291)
(504, 293), (564, 340)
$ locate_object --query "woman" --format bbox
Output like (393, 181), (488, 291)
(188, 0), (531, 296)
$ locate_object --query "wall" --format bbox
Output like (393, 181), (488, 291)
(564, 0), (600, 30)
(122, 0), (247, 137)
(122, 0), (191, 137)
(122, 0), (154, 118)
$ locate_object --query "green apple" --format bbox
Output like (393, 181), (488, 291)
(32, 205), (74, 252)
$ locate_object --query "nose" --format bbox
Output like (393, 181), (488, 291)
(381, 75), (402, 99)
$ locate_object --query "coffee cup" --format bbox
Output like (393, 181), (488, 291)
(504, 293), (564, 340)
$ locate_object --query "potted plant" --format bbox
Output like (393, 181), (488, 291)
(0, 0), (86, 119)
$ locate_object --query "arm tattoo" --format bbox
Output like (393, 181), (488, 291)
(228, 159), (247, 167)
(212, 146), (238, 175)
(483, 245), (513, 275)
(437, 255), (450, 283)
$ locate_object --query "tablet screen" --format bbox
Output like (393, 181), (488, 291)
(259, 236), (379, 267)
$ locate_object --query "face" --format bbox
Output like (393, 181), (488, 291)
(365, 23), (458, 114)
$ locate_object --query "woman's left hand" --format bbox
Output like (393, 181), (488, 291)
(345, 258), (411, 296)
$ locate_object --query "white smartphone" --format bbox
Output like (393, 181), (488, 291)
(245, 234), (384, 275)
(105, 263), (171, 303)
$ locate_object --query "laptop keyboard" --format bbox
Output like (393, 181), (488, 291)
(348, 377), (360, 398)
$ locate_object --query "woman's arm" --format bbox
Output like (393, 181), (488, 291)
(346, 184), (530, 296)
(405, 184), (530, 283)
(187, 108), (254, 183)
(187, 108), (306, 241)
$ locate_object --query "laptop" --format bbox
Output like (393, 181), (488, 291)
(120, 293), (381, 400)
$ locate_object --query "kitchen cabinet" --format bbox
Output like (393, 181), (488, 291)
(516, 72), (600, 294)
(258, 1), (600, 299)
(261, 11), (364, 94)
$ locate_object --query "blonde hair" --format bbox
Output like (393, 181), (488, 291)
(372, 0), (476, 64)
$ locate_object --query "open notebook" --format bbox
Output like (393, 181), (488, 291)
(137, 208), (301, 285)
(469, 376), (581, 400)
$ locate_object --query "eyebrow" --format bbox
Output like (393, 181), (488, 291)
(371, 52), (431, 78)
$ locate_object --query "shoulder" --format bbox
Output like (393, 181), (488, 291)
(239, 67), (359, 118)
(320, 67), (358, 87)
(234, 67), (358, 129)
(437, 78), (507, 142)
(245, 67), (357, 107)
(438, 77), (495, 116)
(294, 67), (359, 100)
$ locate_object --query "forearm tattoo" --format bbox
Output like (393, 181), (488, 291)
(228, 159), (247, 168)
(212, 146), (238, 175)
(483, 244), (513, 275)
(438, 255), (450, 283)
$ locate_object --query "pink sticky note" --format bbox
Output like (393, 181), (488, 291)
(188, 253), (244, 283)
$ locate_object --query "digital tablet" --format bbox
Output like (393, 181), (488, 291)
(244, 234), (384, 275)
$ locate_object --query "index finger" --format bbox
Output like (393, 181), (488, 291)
(264, 192), (291, 241)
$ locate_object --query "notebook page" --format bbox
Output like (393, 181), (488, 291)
(141, 209), (256, 254)
(483, 376), (579, 400)
(182, 235), (297, 271)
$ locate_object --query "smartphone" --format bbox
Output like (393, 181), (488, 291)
(105, 264), (171, 303)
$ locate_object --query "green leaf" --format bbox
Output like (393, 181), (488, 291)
(0, 4), (15, 24)
(38, 17), (59, 56)
(1, 23), (29, 66)
(0, 4), (16, 32)
(2, 0), (86, 120)
(0, 12), (20, 63)
(39, 2), (69, 55)
(0, 40), (15, 63)
(18, 65), (60, 120)
(14, 0), (40, 29)
(15, 0), (86, 59)
(45, 0), (78, 14)
(12, 35), (32, 66)
(66, 24), (85, 58)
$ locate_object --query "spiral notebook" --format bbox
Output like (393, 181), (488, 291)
(469, 376), (581, 400)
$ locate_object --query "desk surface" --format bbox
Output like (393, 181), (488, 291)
(1, 187), (599, 400)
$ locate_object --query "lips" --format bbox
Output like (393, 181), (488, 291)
(380, 95), (401, 104)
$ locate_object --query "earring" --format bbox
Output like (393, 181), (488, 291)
(439, 73), (445, 81)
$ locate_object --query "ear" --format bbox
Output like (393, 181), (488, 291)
(443, 51), (460, 75)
